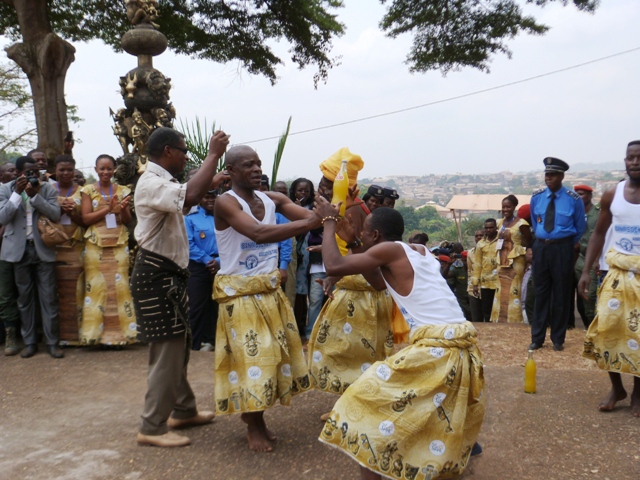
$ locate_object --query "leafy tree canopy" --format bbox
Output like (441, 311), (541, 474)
(0, 61), (35, 152)
(379, 0), (599, 74)
(0, 0), (346, 85)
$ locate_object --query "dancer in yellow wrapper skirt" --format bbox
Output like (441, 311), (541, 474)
(214, 270), (311, 414)
(320, 322), (485, 479)
(308, 274), (393, 395)
(583, 250), (640, 374)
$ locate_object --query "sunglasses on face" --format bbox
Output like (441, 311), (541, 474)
(168, 145), (189, 154)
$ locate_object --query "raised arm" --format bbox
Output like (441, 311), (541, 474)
(267, 191), (317, 222)
(184, 132), (229, 208)
(215, 194), (321, 245)
(28, 183), (61, 222)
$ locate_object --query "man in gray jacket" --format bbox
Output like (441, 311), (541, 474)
(0, 156), (63, 358)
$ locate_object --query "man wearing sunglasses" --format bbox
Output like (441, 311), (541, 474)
(132, 127), (229, 448)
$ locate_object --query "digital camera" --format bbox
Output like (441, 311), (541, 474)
(24, 169), (40, 188)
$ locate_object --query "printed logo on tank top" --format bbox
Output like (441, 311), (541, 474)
(400, 307), (416, 327)
(238, 240), (278, 270)
(613, 225), (640, 252)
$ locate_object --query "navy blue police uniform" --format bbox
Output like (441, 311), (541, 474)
(529, 157), (586, 350)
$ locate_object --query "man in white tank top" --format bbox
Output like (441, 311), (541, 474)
(314, 200), (484, 480)
(579, 140), (640, 416)
(213, 145), (321, 452)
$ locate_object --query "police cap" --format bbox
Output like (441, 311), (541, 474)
(543, 157), (569, 173)
(367, 184), (384, 198)
(382, 187), (399, 199)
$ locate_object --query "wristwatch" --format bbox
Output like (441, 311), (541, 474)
(346, 238), (362, 250)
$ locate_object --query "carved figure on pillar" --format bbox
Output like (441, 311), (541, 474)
(110, 3), (175, 187)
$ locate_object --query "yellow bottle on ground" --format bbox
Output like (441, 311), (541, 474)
(524, 349), (536, 394)
(331, 160), (349, 217)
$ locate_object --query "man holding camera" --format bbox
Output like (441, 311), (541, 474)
(0, 156), (63, 358)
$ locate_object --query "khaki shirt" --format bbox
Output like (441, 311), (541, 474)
(471, 237), (499, 290)
(134, 162), (188, 268)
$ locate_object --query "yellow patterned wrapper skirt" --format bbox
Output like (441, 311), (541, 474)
(308, 274), (394, 395)
(319, 321), (485, 480)
(583, 250), (640, 376)
(81, 242), (137, 345)
(213, 270), (311, 414)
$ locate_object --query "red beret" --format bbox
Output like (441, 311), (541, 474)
(573, 184), (593, 192)
(517, 204), (531, 223)
(462, 251), (468, 258)
(438, 255), (450, 263)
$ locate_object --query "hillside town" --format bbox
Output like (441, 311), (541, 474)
(362, 164), (626, 209)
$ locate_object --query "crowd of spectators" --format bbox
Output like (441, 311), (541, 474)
(0, 150), (599, 358)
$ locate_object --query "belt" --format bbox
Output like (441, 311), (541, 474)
(26, 239), (35, 246)
(536, 237), (572, 245)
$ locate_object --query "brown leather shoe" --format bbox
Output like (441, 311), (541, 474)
(167, 411), (215, 429)
(47, 345), (64, 359)
(137, 431), (191, 447)
(21, 344), (38, 358)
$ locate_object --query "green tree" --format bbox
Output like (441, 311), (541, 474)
(0, 62), (35, 152)
(0, 0), (345, 158)
(1, 0), (599, 159)
(379, 0), (598, 74)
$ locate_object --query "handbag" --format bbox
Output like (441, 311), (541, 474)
(37, 216), (69, 247)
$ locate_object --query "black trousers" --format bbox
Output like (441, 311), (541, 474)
(531, 239), (574, 346)
(480, 288), (495, 322)
(186, 261), (218, 350)
(469, 295), (483, 323)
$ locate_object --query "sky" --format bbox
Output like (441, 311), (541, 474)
(5, 0), (640, 181)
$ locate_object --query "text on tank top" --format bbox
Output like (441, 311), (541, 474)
(382, 242), (466, 330)
(610, 180), (640, 256)
(215, 190), (279, 275)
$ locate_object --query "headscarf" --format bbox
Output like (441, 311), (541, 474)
(319, 147), (364, 187)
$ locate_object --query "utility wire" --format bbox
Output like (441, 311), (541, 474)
(75, 44), (640, 171)
(239, 46), (640, 145)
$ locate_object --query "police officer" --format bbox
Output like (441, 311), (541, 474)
(573, 184), (600, 329)
(529, 157), (586, 351)
(382, 187), (400, 208)
(184, 189), (220, 351)
(363, 185), (384, 212)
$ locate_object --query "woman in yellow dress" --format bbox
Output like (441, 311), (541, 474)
(492, 194), (532, 323)
(53, 155), (85, 345)
(80, 154), (136, 345)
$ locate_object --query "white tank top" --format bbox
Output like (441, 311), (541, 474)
(598, 227), (613, 271)
(215, 190), (279, 275)
(609, 180), (640, 256)
(382, 242), (466, 332)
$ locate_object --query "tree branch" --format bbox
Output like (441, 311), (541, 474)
(0, 126), (37, 152)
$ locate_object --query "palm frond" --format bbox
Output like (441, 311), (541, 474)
(271, 116), (292, 189)
(178, 117), (225, 173)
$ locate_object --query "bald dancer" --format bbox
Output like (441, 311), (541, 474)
(213, 145), (321, 451)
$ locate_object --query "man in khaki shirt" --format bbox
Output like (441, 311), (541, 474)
(467, 229), (485, 323)
(471, 219), (499, 322)
(132, 127), (229, 448)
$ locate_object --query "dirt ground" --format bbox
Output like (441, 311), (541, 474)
(1, 323), (639, 480)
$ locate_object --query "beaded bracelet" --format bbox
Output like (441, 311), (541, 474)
(321, 215), (339, 225)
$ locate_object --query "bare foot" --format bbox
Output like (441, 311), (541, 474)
(598, 389), (627, 412)
(241, 413), (273, 452)
(260, 415), (277, 442)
